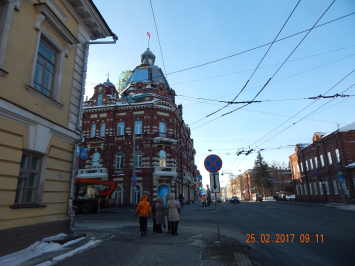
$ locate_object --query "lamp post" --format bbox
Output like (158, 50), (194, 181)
(131, 115), (136, 210)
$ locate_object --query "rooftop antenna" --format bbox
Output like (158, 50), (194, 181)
(337, 122), (339, 130)
(105, 71), (109, 81)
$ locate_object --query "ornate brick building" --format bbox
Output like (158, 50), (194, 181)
(289, 122), (355, 203)
(78, 49), (198, 206)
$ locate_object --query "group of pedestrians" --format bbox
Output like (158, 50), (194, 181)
(201, 195), (211, 207)
(135, 193), (181, 236)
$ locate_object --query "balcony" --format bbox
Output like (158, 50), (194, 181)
(76, 168), (108, 181)
(153, 132), (177, 145)
(153, 166), (177, 177)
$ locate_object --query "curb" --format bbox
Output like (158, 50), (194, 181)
(21, 235), (91, 266)
(271, 201), (338, 209)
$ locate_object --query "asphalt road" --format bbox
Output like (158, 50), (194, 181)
(74, 202), (355, 266)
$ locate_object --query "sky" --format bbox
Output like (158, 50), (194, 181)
(86, 0), (355, 187)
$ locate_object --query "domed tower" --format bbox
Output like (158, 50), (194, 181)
(121, 48), (175, 102)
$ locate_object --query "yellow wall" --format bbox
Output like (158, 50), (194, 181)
(0, 117), (73, 230)
(0, 0), (79, 128)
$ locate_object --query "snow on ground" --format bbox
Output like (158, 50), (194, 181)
(37, 240), (101, 266)
(0, 234), (85, 266)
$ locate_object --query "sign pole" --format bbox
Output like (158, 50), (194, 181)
(215, 190), (221, 241)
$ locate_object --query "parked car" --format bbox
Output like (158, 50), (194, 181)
(230, 196), (240, 203)
(216, 198), (222, 203)
(225, 198), (229, 202)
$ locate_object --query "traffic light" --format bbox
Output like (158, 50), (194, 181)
(199, 186), (202, 190)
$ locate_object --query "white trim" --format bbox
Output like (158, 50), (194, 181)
(26, 85), (64, 109)
(46, 0), (67, 22)
(0, 98), (79, 144)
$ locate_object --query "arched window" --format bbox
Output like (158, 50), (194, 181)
(116, 151), (124, 169)
(92, 152), (100, 168)
(135, 150), (142, 168)
(159, 150), (166, 167)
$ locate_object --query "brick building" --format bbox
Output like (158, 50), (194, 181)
(242, 167), (293, 201)
(77, 49), (198, 207)
(289, 122), (355, 203)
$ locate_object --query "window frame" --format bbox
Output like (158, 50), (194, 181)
(14, 153), (43, 205)
(92, 152), (100, 168)
(117, 122), (124, 135)
(98, 93), (103, 106)
(320, 155), (325, 167)
(159, 122), (166, 133)
(332, 180), (338, 194)
(313, 183), (318, 195)
(335, 149), (340, 163)
(116, 151), (124, 169)
(100, 123), (105, 136)
(327, 152), (333, 165)
(309, 159), (313, 170)
(0, 0), (15, 76)
(300, 162), (303, 172)
(159, 150), (166, 167)
(309, 183), (313, 195)
(303, 184), (307, 195)
(91, 124), (96, 137)
(314, 157), (318, 168)
(135, 150), (142, 168)
(135, 121), (142, 134)
(305, 161), (309, 171)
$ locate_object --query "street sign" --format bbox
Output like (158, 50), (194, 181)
(198, 175), (202, 181)
(80, 148), (88, 159)
(337, 176), (345, 183)
(312, 170), (318, 174)
(134, 175), (137, 180)
(204, 155), (222, 173)
(210, 172), (220, 193)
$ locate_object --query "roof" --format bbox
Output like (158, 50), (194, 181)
(88, 0), (114, 36)
(338, 122), (355, 132)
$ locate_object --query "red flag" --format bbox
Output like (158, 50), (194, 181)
(147, 31), (150, 39)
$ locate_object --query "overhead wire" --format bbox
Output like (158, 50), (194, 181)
(166, 11), (355, 76)
(150, 0), (167, 76)
(192, 0), (336, 130)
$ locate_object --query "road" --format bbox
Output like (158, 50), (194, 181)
(73, 201), (355, 266)
(182, 201), (355, 266)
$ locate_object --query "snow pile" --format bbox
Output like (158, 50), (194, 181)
(0, 234), (88, 266)
(346, 162), (355, 168)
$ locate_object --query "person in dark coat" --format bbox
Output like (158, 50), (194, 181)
(154, 197), (165, 233)
(165, 193), (171, 233)
(178, 194), (184, 210)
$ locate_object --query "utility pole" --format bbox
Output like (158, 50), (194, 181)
(131, 115), (136, 210)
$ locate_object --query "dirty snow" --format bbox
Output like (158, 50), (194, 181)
(0, 234), (85, 266)
(37, 240), (101, 266)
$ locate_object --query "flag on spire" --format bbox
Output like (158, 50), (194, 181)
(147, 31), (150, 39)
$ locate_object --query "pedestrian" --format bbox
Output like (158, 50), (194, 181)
(151, 199), (157, 232)
(178, 194), (184, 210)
(166, 193), (180, 236)
(135, 194), (151, 237)
(165, 193), (171, 234)
(207, 195), (211, 207)
(202, 195), (206, 207)
(154, 197), (165, 233)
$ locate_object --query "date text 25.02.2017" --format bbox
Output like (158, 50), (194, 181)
(246, 234), (323, 243)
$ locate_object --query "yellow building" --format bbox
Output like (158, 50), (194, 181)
(0, 0), (115, 256)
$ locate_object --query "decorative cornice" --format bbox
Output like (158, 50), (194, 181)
(34, 3), (79, 44)
(26, 85), (64, 109)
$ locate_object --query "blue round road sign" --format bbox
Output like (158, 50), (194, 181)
(204, 154), (222, 173)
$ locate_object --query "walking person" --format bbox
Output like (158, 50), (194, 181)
(154, 197), (165, 233)
(135, 194), (151, 237)
(178, 194), (184, 210)
(202, 195), (206, 208)
(166, 193), (180, 236)
(165, 193), (171, 234)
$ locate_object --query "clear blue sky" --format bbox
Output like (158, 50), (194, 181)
(87, 0), (355, 187)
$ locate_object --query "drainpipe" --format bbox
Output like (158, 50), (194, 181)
(68, 34), (117, 223)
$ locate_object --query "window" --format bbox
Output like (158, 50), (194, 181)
(327, 152), (332, 165)
(135, 121), (142, 134)
(300, 162), (304, 172)
(91, 124), (96, 137)
(335, 149), (340, 163)
(313, 183), (318, 195)
(319, 182), (323, 195)
(98, 93), (103, 106)
(314, 157), (318, 168)
(159, 122), (166, 133)
(117, 122), (124, 135)
(309, 183), (313, 195)
(320, 155), (325, 167)
(0, 0), (15, 75)
(323, 181), (330, 195)
(297, 164), (300, 173)
(135, 150), (142, 168)
(332, 180), (338, 194)
(299, 185), (303, 195)
(100, 124), (105, 136)
(33, 41), (56, 97)
(116, 151), (124, 169)
(15, 153), (42, 204)
(304, 184), (307, 195)
(305, 161), (309, 171)
(293, 166), (296, 175)
(92, 152), (100, 168)
(310, 159), (313, 170)
(159, 150), (166, 167)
